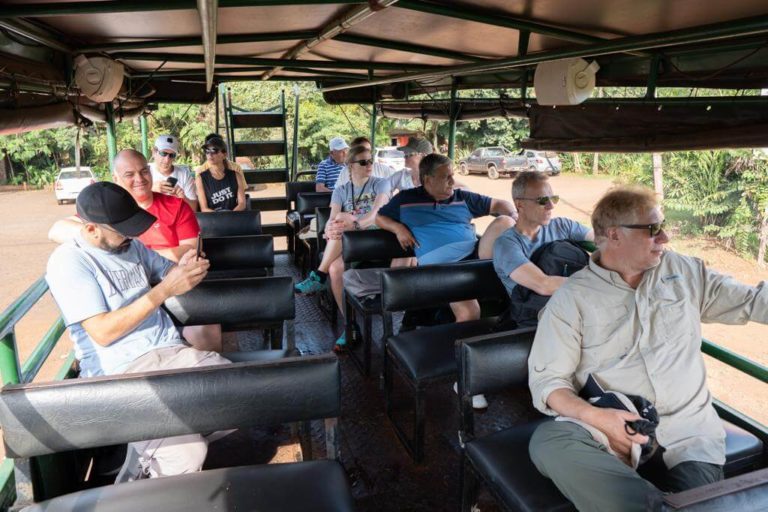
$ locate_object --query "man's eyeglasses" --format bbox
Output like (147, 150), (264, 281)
(620, 220), (666, 237)
(519, 195), (560, 206)
(351, 158), (373, 166)
(204, 148), (222, 155)
(157, 150), (176, 159)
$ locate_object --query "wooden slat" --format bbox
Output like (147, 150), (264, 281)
(234, 141), (286, 157)
(231, 113), (284, 129)
(250, 196), (290, 211)
(244, 169), (288, 184)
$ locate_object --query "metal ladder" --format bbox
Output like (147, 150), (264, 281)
(223, 88), (291, 241)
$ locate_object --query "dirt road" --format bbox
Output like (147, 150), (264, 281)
(1, 173), (765, 423)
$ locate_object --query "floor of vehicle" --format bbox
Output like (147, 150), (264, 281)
(205, 254), (539, 511)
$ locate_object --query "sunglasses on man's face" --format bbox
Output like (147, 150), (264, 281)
(204, 148), (222, 155)
(157, 150), (176, 159)
(620, 220), (666, 237)
(519, 195), (560, 206)
(351, 158), (373, 166)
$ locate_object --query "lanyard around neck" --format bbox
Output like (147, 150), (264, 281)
(351, 178), (369, 211)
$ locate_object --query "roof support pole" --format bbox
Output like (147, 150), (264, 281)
(215, 83), (222, 134)
(369, 70), (377, 147)
(197, 0), (219, 92)
(291, 85), (300, 179)
(518, 30), (530, 101)
(447, 80), (458, 161)
(140, 114), (150, 159)
(261, 0), (399, 80)
(645, 54), (661, 99)
(105, 104), (118, 170)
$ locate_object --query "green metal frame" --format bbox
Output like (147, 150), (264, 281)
(111, 51), (440, 72)
(140, 115), (150, 159)
(321, 14), (768, 92)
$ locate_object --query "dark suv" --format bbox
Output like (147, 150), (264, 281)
(458, 147), (560, 179)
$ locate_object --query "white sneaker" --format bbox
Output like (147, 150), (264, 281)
(453, 382), (489, 410)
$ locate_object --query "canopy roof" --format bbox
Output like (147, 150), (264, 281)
(3, 1), (768, 149)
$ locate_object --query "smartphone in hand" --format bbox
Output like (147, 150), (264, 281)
(166, 176), (178, 187)
(196, 233), (203, 261)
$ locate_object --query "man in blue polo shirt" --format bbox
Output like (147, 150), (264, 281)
(376, 153), (517, 322)
(315, 136), (348, 192)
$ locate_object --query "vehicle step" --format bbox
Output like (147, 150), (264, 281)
(262, 223), (290, 237)
(244, 169), (288, 185)
(250, 196), (290, 211)
(231, 112), (284, 129)
(234, 141), (286, 157)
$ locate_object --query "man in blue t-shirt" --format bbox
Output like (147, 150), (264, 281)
(377, 153), (517, 322)
(493, 171), (594, 296)
(315, 136), (349, 192)
(46, 182), (229, 480)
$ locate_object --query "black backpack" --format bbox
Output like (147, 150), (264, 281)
(496, 240), (590, 330)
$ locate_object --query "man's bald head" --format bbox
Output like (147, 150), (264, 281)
(112, 149), (153, 203)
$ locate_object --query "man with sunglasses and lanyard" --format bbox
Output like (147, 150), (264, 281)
(527, 186), (768, 511)
(493, 171), (593, 297)
(150, 134), (198, 211)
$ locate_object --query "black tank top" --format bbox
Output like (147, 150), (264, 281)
(201, 169), (239, 211)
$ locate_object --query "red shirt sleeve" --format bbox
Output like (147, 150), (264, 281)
(175, 201), (200, 241)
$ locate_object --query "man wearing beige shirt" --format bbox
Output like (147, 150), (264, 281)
(528, 186), (768, 511)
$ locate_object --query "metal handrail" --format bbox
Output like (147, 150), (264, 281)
(0, 277), (48, 341)
(21, 318), (66, 384)
(702, 338), (768, 384)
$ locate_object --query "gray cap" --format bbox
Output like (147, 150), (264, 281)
(397, 137), (433, 156)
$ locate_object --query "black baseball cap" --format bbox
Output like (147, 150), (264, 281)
(76, 182), (157, 237)
(202, 135), (227, 151)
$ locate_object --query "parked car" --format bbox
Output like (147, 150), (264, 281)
(521, 149), (561, 175)
(374, 147), (405, 170)
(55, 167), (95, 204)
(458, 147), (561, 179)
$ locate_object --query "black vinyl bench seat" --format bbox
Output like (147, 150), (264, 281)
(457, 330), (766, 512)
(0, 355), (353, 512)
(381, 259), (508, 462)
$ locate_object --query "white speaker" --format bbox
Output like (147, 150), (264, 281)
(74, 55), (125, 103)
(534, 58), (600, 106)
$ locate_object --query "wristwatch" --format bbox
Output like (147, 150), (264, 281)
(353, 220), (361, 231)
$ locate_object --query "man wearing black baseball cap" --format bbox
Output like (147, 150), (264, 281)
(46, 181), (228, 480)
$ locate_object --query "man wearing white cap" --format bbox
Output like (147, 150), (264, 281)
(315, 136), (349, 192)
(151, 134), (198, 211)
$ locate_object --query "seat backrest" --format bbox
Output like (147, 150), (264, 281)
(296, 192), (332, 216)
(0, 355), (339, 459)
(205, 234), (274, 272)
(163, 276), (294, 329)
(341, 230), (414, 264)
(315, 206), (332, 252)
(458, 328), (536, 396)
(380, 259), (507, 312)
(456, 328), (536, 439)
(196, 210), (261, 237)
(286, 181), (317, 207)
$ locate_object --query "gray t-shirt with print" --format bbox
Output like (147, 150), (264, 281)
(46, 234), (183, 377)
(331, 176), (391, 216)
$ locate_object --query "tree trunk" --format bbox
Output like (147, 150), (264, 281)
(592, 153), (599, 174)
(573, 152), (583, 173)
(652, 152), (664, 204)
(758, 204), (768, 268)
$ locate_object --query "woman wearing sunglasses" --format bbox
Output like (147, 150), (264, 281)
(295, 144), (392, 351)
(194, 135), (247, 212)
